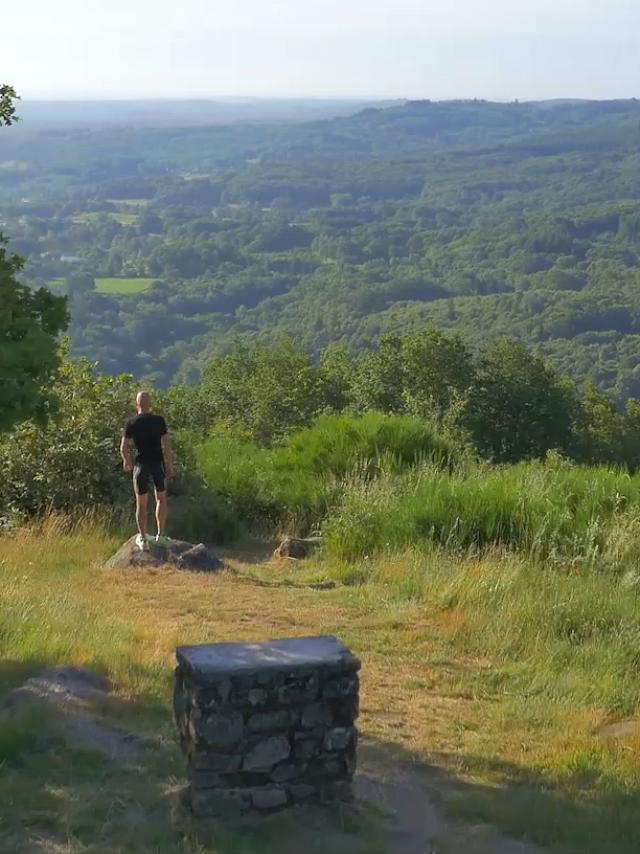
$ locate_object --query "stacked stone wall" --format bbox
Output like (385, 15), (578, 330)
(174, 637), (360, 817)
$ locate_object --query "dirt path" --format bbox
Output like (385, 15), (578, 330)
(357, 743), (543, 854)
(91, 557), (556, 853)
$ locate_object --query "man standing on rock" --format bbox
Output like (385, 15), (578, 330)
(120, 391), (175, 551)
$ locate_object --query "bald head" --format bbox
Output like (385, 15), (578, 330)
(136, 391), (152, 413)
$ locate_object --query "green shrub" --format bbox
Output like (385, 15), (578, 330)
(166, 471), (241, 544)
(282, 411), (463, 476)
(0, 360), (135, 517)
(193, 413), (464, 533)
(193, 433), (333, 532)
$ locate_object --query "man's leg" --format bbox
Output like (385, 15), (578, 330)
(155, 490), (167, 536)
(152, 462), (169, 542)
(136, 493), (149, 537)
(133, 464), (150, 539)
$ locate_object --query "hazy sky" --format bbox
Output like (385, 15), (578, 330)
(5, 0), (640, 100)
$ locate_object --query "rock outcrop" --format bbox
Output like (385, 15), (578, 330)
(3, 666), (111, 709)
(1, 666), (150, 757)
(105, 536), (223, 572)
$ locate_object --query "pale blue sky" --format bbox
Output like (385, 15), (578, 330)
(5, 0), (640, 100)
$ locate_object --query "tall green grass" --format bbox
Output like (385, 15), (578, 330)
(343, 546), (640, 713)
(194, 413), (461, 532)
(192, 412), (640, 569)
(323, 458), (640, 566)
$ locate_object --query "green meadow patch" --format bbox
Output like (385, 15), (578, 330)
(105, 198), (151, 207)
(72, 212), (139, 226)
(110, 212), (139, 226)
(95, 277), (156, 294)
(3, 520), (640, 852)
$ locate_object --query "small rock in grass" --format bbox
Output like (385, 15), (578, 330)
(273, 537), (322, 560)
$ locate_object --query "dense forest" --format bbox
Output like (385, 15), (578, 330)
(2, 97), (640, 396)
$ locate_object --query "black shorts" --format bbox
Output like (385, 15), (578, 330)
(133, 461), (166, 495)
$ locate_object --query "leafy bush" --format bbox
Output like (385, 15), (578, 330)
(0, 359), (135, 516)
(193, 433), (336, 532)
(283, 411), (463, 476)
(0, 359), (239, 544)
(168, 428), (243, 542)
(193, 412), (465, 533)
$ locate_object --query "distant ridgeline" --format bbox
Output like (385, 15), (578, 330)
(2, 97), (640, 397)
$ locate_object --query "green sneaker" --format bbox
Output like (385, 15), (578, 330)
(155, 534), (172, 547)
(135, 534), (149, 552)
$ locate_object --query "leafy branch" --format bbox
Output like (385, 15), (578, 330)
(0, 84), (20, 126)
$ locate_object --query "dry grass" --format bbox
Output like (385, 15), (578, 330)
(1, 524), (640, 852)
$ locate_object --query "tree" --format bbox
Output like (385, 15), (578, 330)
(466, 339), (578, 462)
(574, 382), (626, 465)
(200, 340), (320, 444)
(399, 328), (474, 419)
(0, 358), (135, 514)
(317, 343), (356, 413)
(0, 242), (68, 432)
(351, 333), (405, 413)
(622, 400), (640, 470)
(0, 85), (68, 432)
(352, 328), (474, 420)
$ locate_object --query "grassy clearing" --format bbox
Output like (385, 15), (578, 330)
(105, 198), (152, 207)
(72, 212), (139, 226)
(0, 521), (382, 853)
(1, 518), (640, 852)
(95, 277), (156, 294)
(110, 212), (139, 226)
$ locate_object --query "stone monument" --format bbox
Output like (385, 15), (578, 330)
(174, 635), (360, 817)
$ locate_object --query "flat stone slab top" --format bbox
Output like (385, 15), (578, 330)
(176, 635), (360, 680)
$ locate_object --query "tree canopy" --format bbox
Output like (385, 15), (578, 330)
(0, 85), (68, 432)
(2, 97), (640, 396)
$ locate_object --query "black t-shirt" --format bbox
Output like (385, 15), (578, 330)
(124, 413), (168, 464)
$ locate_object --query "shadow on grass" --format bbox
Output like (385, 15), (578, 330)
(0, 659), (381, 854)
(360, 739), (640, 854)
(1, 659), (638, 854)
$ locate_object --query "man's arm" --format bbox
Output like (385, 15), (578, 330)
(162, 434), (175, 478)
(120, 436), (133, 472)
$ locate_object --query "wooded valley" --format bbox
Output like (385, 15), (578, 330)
(2, 98), (640, 396)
